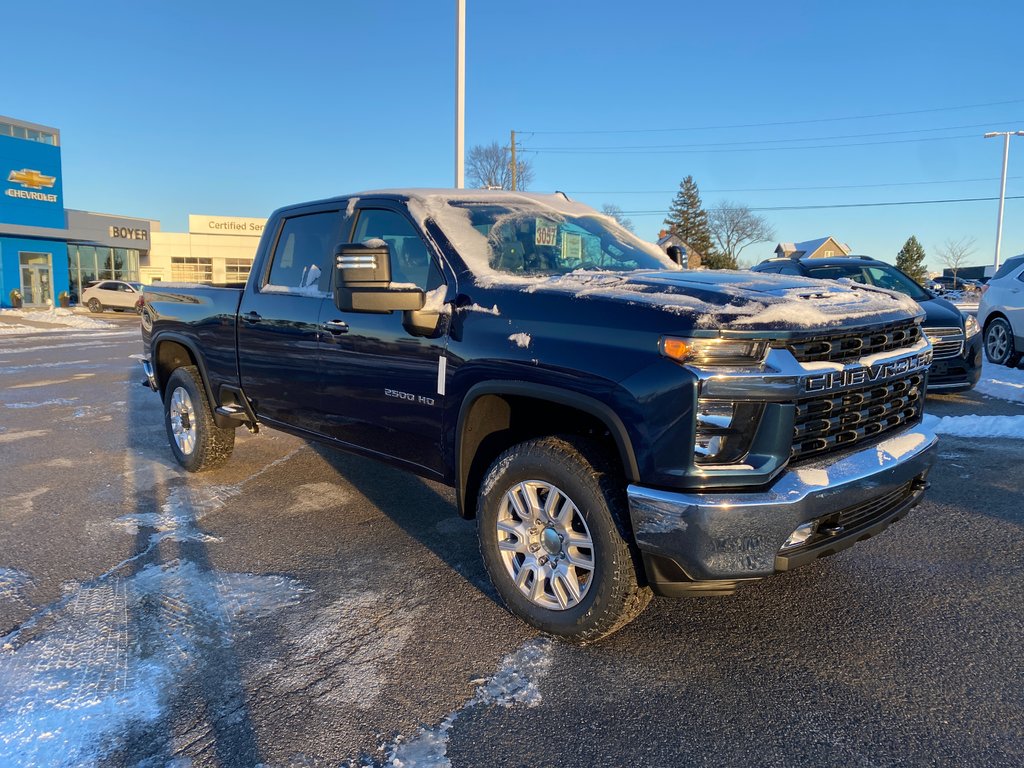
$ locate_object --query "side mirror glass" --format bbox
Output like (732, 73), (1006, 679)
(334, 242), (424, 313)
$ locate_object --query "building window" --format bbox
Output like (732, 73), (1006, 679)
(0, 120), (57, 144)
(822, 250), (834, 257)
(225, 258), (253, 283)
(171, 257), (213, 283)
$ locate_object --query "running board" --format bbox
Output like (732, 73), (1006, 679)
(215, 405), (249, 421)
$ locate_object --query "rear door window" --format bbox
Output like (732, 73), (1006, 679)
(264, 211), (343, 296)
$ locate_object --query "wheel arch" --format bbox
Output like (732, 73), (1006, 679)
(455, 381), (639, 520)
(152, 333), (226, 426)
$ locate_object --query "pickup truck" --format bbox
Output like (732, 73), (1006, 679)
(137, 189), (937, 642)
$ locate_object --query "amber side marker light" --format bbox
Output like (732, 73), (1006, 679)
(659, 337), (768, 366)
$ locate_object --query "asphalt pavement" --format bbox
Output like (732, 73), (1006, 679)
(0, 318), (1021, 767)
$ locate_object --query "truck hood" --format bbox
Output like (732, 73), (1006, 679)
(496, 269), (924, 332)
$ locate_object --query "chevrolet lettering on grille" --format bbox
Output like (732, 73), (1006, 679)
(803, 351), (932, 394)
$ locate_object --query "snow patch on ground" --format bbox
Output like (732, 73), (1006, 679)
(256, 588), (423, 710)
(284, 481), (353, 515)
(0, 560), (308, 768)
(0, 308), (116, 330)
(508, 332), (531, 349)
(974, 363), (1024, 404)
(0, 568), (33, 606)
(4, 398), (79, 409)
(0, 430), (50, 444)
(113, 485), (241, 545)
(923, 413), (1024, 439)
(386, 638), (553, 767)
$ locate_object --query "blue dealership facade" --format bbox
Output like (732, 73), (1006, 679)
(1, 115), (150, 308)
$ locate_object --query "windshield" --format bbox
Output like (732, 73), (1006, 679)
(805, 263), (930, 302)
(129, 282), (143, 290)
(450, 202), (674, 276)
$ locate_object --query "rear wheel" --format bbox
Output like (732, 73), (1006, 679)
(163, 365), (235, 471)
(87, 298), (102, 313)
(477, 436), (651, 643)
(984, 317), (1022, 367)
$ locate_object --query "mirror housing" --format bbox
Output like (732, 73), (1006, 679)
(334, 242), (424, 313)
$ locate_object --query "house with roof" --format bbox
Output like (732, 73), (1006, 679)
(656, 231), (703, 269)
(774, 236), (851, 259)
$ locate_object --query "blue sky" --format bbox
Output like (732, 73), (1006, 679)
(5, 0), (1023, 272)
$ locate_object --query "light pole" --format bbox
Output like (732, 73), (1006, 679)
(984, 130), (1024, 271)
(455, 0), (466, 188)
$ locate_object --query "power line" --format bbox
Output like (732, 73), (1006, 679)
(525, 133), (980, 155)
(616, 194), (1024, 215)
(524, 120), (1019, 151)
(572, 175), (1024, 195)
(519, 98), (1024, 136)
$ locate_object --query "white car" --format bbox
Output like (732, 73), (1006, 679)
(81, 280), (144, 313)
(978, 254), (1024, 367)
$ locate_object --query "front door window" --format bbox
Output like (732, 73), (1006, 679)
(19, 252), (53, 307)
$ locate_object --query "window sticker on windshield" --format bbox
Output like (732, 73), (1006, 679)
(561, 232), (582, 261)
(535, 219), (558, 247)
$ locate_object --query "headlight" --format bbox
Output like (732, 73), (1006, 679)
(661, 337), (768, 366)
(963, 313), (980, 338)
(694, 398), (765, 466)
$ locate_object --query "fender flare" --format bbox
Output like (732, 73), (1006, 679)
(455, 380), (640, 514)
(151, 331), (221, 416)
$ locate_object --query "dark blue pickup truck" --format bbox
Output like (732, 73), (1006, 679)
(138, 190), (937, 641)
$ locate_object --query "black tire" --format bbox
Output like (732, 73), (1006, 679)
(87, 298), (102, 313)
(477, 435), (652, 643)
(984, 316), (1022, 367)
(163, 365), (235, 472)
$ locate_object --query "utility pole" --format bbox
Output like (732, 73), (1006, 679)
(454, 0), (465, 188)
(984, 130), (1024, 271)
(510, 129), (516, 191)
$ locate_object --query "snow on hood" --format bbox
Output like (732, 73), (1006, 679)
(492, 269), (921, 329)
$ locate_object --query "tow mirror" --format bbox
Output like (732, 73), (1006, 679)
(334, 242), (424, 313)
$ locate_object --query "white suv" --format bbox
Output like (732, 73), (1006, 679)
(978, 254), (1024, 367)
(81, 280), (144, 313)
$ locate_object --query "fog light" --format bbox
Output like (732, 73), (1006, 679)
(781, 522), (817, 550)
(694, 398), (764, 466)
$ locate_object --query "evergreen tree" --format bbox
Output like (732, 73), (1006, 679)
(895, 236), (928, 284)
(664, 176), (717, 266)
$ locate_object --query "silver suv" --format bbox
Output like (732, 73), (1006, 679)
(978, 254), (1024, 367)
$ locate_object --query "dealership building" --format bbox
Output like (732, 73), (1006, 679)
(1, 114), (265, 308)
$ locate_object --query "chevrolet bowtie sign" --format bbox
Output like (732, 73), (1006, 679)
(6, 168), (58, 202)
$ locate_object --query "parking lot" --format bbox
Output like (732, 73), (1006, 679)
(1, 315), (1022, 767)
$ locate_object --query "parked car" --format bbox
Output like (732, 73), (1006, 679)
(81, 280), (144, 313)
(751, 255), (982, 392)
(977, 254), (1024, 367)
(931, 275), (980, 293)
(136, 189), (937, 641)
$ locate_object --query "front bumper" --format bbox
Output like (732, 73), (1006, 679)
(627, 424), (937, 593)
(927, 334), (982, 393)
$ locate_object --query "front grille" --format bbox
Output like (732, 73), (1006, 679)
(780, 319), (922, 363)
(781, 480), (919, 556)
(792, 372), (925, 462)
(925, 326), (965, 359)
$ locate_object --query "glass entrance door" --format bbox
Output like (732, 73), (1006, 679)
(19, 253), (53, 307)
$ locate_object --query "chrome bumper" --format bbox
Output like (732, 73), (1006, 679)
(628, 424), (938, 583)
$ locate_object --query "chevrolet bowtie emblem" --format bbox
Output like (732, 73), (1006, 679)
(8, 169), (56, 190)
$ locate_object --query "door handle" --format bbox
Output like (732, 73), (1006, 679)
(242, 311), (262, 323)
(322, 320), (349, 334)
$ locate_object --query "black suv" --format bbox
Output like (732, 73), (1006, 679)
(751, 255), (981, 392)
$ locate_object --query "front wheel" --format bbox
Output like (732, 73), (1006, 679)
(477, 436), (651, 643)
(984, 317), (1022, 367)
(87, 298), (102, 313)
(163, 365), (235, 472)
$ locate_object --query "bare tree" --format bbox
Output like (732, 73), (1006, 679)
(936, 236), (977, 285)
(707, 201), (776, 270)
(466, 142), (534, 190)
(601, 203), (634, 232)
